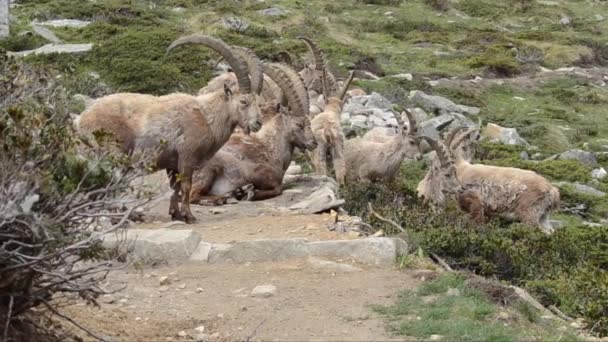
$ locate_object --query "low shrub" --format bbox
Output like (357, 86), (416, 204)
(467, 45), (520, 77)
(341, 166), (608, 335)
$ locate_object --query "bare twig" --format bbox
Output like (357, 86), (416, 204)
(430, 253), (454, 272)
(548, 305), (574, 322)
(41, 300), (107, 342)
(246, 318), (267, 342)
(367, 202), (405, 233)
(4, 295), (13, 342)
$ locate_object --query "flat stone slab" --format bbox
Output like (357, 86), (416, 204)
(34, 19), (91, 29)
(8, 43), (93, 57)
(190, 237), (408, 268)
(103, 229), (201, 264)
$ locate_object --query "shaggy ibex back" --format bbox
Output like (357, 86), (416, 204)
(74, 35), (262, 223)
(343, 109), (427, 183)
(419, 133), (560, 234)
(190, 63), (317, 203)
(309, 70), (355, 185)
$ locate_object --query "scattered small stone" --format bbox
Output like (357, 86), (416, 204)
(372, 230), (385, 237)
(384, 11), (394, 16)
(209, 208), (227, 214)
(592, 168), (607, 180)
(430, 335), (444, 341)
(210, 332), (221, 340)
(570, 322), (582, 329)
(177, 283), (186, 290)
(196, 287), (204, 293)
(348, 231), (361, 238)
(177, 331), (188, 338)
(237, 326), (244, 331)
(560, 15), (571, 26)
(194, 334), (209, 342)
(159, 286), (170, 292)
(35, 19), (91, 29)
(222, 16), (249, 32)
(446, 288), (461, 297)
(226, 198), (238, 204)
(159, 276), (171, 286)
(195, 326), (205, 333)
(135, 317), (142, 321)
(251, 284), (277, 298)
(391, 73), (413, 81)
(497, 311), (510, 320)
(217, 313), (224, 319)
(257, 7), (287, 16)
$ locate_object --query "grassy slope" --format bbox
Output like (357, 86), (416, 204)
(3, 0), (608, 338)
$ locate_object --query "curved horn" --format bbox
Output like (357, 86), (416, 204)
(421, 136), (451, 167)
(263, 63), (309, 117)
(298, 37), (325, 71)
(231, 46), (264, 95)
(276, 51), (294, 66)
(394, 111), (405, 128)
(167, 35), (252, 93)
(444, 126), (467, 148)
(338, 70), (355, 100)
(451, 127), (479, 151)
(321, 69), (330, 99)
(404, 109), (418, 135)
(273, 63), (309, 115)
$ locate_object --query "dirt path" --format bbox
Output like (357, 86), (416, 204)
(65, 260), (420, 341)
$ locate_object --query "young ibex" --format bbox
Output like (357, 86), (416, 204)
(419, 134), (560, 234)
(190, 62), (317, 203)
(309, 70), (355, 185)
(75, 35), (262, 223)
(343, 110), (426, 183)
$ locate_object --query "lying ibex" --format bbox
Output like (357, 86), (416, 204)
(309, 70), (355, 185)
(190, 63), (317, 203)
(417, 126), (479, 208)
(343, 110), (426, 182)
(419, 134), (560, 234)
(75, 35), (262, 223)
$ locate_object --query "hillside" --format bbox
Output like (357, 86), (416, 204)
(1, 0), (608, 341)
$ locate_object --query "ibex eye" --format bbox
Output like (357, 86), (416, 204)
(240, 99), (248, 105)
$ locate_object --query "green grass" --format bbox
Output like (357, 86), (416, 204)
(374, 273), (580, 341)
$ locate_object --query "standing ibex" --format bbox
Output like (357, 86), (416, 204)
(75, 35), (262, 223)
(419, 134), (560, 234)
(343, 110), (427, 183)
(190, 63), (317, 203)
(309, 70), (355, 185)
(297, 37), (337, 115)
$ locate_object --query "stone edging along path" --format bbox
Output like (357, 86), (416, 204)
(102, 229), (408, 268)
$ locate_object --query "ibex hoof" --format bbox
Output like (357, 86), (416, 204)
(182, 214), (197, 224)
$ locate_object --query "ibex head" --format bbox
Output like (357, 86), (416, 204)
(263, 63), (318, 151)
(167, 35), (263, 134)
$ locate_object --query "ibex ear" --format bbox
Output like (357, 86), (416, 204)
(223, 84), (233, 100)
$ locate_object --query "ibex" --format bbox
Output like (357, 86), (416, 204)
(74, 35), (262, 223)
(190, 63), (317, 203)
(343, 110), (427, 183)
(297, 37), (337, 115)
(309, 70), (355, 185)
(419, 134), (560, 234)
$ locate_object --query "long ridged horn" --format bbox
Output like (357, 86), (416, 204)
(273, 63), (309, 115)
(421, 136), (451, 167)
(404, 109), (418, 135)
(452, 128), (479, 151)
(263, 63), (309, 117)
(298, 37), (325, 71)
(338, 70), (355, 100)
(394, 111), (405, 128)
(444, 126), (467, 148)
(231, 46), (264, 95)
(167, 35), (252, 93)
(321, 69), (331, 99)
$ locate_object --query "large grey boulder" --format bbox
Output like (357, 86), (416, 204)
(557, 149), (597, 167)
(418, 114), (456, 140)
(409, 90), (480, 116)
(556, 182), (606, 197)
(208, 239), (309, 263)
(290, 185), (345, 214)
(0, 0), (9, 38)
(8, 43), (93, 57)
(484, 123), (529, 146)
(102, 229), (202, 264)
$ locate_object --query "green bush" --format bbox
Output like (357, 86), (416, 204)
(467, 45), (520, 77)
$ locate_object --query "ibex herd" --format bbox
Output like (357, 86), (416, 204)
(74, 34), (560, 233)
